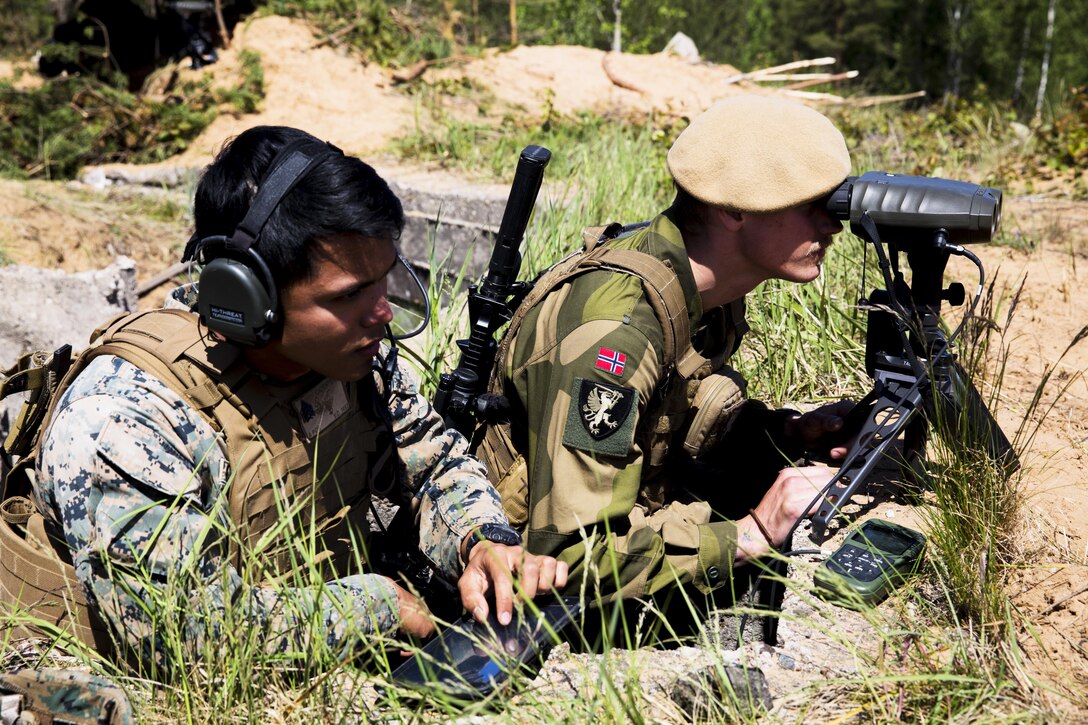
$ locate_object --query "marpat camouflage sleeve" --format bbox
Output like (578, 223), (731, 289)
(36, 356), (403, 667)
(384, 360), (508, 578)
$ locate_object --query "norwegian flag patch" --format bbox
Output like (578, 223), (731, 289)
(595, 347), (627, 376)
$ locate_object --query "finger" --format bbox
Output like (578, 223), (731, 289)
(518, 555), (541, 600)
(554, 559), (569, 588)
(459, 569), (490, 623)
(535, 556), (558, 592)
(829, 445), (849, 459)
(486, 555), (516, 626)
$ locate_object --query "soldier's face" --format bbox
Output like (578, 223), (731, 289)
(736, 200), (844, 283)
(257, 234), (397, 382)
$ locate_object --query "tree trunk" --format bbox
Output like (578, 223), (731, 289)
(1035, 0), (1057, 120)
(944, 0), (970, 101)
(1012, 18), (1031, 104)
(509, 0), (517, 46)
(612, 0), (622, 53)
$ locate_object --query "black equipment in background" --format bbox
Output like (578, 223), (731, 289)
(811, 172), (1019, 538)
(433, 145), (552, 435)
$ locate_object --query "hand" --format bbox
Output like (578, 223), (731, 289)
(735, 464), (844, 563)
(783, 400), (856, 460)
(390, 579), (436, 639)
(458, 543), (570, 626)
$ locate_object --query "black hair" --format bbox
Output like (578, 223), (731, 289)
(190, 125), (404, 290)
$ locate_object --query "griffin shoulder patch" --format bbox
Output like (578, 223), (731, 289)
(562, 378), (636, 457)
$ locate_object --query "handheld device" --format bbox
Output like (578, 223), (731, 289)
(813, 519), (926, 609)
(390, 596), (582, 699)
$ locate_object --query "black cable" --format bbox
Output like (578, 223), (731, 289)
(939, 241), (985, 346)
(391, 251), (431, 341)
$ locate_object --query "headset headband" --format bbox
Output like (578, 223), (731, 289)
(229, 138), (340, 252)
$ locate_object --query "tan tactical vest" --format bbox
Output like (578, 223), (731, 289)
(476, 225), (750, 527)
(0, 309), (395, 649)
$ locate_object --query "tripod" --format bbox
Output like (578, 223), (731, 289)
(810, 213), (1020, 539)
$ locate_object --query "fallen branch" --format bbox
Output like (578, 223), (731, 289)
(721, 57), (836, 85)
(846, 91), (928, 107)
(602, 51), (646, 94)
(137, 261), (190, 298)
(783, 71), (860, 89)
(390, 54), (474, 84)
(310, 15), (368, 51)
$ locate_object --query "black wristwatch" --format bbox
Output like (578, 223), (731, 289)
(464, 523), (522, 561)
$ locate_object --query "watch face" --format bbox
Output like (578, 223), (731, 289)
(479, 524), (521, 546)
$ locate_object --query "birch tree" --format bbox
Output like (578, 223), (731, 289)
(1035, 0), (1057, 119)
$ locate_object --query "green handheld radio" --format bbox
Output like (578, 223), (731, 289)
(813, 519), (926, 609)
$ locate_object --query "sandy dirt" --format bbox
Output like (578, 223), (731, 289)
(2, 14), (1086, 712)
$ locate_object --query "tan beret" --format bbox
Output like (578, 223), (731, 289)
(667, 95), (851, 213)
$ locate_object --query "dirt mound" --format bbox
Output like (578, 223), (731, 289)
(169, 15), (413, 165)
(429, 43), (749, 119)
(162, 16), (771, 168)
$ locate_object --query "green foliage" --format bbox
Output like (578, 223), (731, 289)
(0, 48), (273, 180)
(393, 107), (679, 212)
(213, 49), (265, 114)
(0, 76), (218, 179)
(1036, 85), (1088, 171)
(0, 0), (53, 57)
(254, 0), (456, 66)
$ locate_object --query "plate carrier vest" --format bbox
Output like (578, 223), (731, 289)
(0, 309), (396, 650)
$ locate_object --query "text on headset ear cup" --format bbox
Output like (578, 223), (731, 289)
(197, 246), (280, 347)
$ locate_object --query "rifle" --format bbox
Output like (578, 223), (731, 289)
(433, 145), (552, 435)
(811, 172), (1020, 538)
(372, 145), (550, 620)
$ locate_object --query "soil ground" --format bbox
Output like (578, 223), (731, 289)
(2, 14), (1086, 714)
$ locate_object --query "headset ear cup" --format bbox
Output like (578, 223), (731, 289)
(197, 248), (280, 346)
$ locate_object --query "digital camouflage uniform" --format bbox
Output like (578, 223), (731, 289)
(33, 287), (507, 667)
(484, 211), (796, 600)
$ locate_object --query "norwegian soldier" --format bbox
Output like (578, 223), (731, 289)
(3, 125), (566, 669)
(475, 95), (854, 614)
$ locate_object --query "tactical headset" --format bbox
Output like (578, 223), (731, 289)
(187, 136), (431, 350)
(190, 137), (340, 347)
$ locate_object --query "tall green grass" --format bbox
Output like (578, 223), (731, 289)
(3, 101), (1081, 721)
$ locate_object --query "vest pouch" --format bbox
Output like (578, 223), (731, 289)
(682, 368), (748, 459)
(237, 407), (381, 581)
(475, 421), (529, 529)
(0, 496), (108, 649)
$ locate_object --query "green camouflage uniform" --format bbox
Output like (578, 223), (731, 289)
(33, 287), (507, 668)
(495, 211), (794, 599)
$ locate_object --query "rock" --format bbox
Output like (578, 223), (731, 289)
(662, 33), (700, 64)
(0, 258), (137, 426)
(670, 663), (773, 720)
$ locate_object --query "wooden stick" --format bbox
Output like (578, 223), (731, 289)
(848, 91), (928, 107)
(749, 71), (856, 82)
(390, 54), (474, 84)
(602, 52), (646, 94)
(721, 57), (836, 85)
(784, 71), (859, 90)
(137, 262), (190, 298)
(213, 0), (230, 49)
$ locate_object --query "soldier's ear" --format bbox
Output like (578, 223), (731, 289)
(716, 207), (745, 231)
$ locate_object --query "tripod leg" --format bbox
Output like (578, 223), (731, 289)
(936, 362), (1020, 471)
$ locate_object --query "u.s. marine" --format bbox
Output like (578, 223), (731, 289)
(0, 125), (566, 670)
